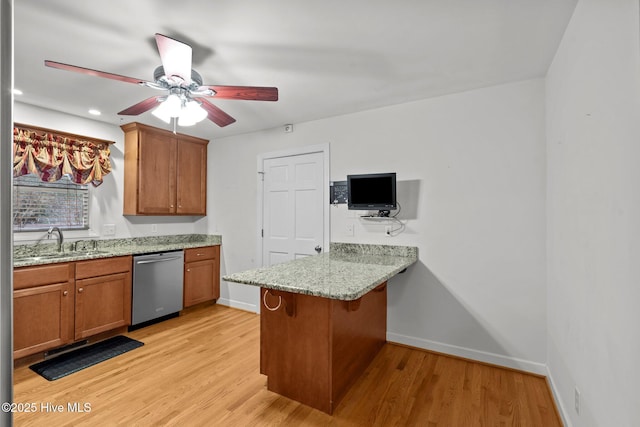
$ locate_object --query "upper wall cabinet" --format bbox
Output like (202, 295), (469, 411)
(121, 122), (209, 216)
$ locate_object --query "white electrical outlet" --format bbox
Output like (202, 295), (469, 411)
(151, 224), (158, 233)
(345, 223), (354, 236)
(102, 224), (116, 236)
(385, 226), (392, 236)
(574, 387), (580, 414)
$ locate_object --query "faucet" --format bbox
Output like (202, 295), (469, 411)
(47, 227), (64, 252)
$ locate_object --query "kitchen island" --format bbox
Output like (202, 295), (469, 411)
(223, 242), (418, 414)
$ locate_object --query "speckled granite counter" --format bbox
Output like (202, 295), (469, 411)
(223, 242), (417, 301)
(13, 234), (222, 268)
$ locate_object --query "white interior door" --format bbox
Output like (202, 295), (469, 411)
(262, 151), (325, 266)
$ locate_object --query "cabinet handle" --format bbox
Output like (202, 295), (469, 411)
(196, 253), (204, 256)
(78, 288), (83, 293)
(178, 205), (182, 208)
(63, 291), (68, 296)
(186, 269), (191, 272)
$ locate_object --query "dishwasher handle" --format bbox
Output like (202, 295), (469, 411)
(135, 256), (183, 265)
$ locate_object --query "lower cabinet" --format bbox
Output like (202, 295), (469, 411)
(13, 263), (74, 359)
(13, 256), (133, 359)
(183, 246), (220, 308)
(74, 256), (132, 340)
(13, 246), (221, 359)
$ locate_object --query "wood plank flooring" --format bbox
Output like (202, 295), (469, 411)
(13, 304), (562, 426)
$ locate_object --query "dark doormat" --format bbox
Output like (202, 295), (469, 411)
(30, 336), (144, 381)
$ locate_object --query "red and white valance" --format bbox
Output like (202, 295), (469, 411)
(12, 123), (114, 187)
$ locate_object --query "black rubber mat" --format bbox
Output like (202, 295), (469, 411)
(30, 336), (144, 381)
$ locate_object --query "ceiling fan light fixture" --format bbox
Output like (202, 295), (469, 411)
(183, 100), (208, 124)
(151, 93), (182, 123)
(153, 94), (207, 126)
(165, 93), (183, 116)
(151, 102), (173, 124)
(178, 114), (196, 127)
(178, 101), (207, 127)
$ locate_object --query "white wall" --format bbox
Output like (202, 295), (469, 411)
(13, 103), (210, 243)
(211, 79), (548, 372)
(545, 0), (640, 425)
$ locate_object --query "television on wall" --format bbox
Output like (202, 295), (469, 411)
(347, 172), (397, 215)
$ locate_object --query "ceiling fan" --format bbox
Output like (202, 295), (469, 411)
(44, 33), (278, 128)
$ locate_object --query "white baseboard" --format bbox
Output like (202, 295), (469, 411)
(387, 332), (548, 376)
(546, 366), (572, 427)
(217, 298), (258, 313)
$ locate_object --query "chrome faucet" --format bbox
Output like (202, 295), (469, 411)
(48, 226), (64, 252)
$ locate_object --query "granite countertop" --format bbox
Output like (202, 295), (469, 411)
(223, 242), (418, 301)
(13, 234), (222, 268)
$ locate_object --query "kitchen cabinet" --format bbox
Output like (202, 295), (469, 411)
(13, 263), (75, 359)
(183, 246), (220, 307)
(259, 283), (387, 414)
(75, 256), (132, 340)
(122, 122), (208, 216)
(13, 256), (133, 359)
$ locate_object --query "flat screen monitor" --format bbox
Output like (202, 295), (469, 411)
(347, 172), (397, 213)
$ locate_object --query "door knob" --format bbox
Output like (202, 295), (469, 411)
(314, 245), (322, 254)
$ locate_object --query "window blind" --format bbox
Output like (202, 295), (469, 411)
(13, 174), (89, 232)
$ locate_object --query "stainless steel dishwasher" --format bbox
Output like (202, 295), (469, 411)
(132, 251), (184, 327)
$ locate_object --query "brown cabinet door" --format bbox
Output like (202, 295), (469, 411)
(183, 246), (219, 307)
(122, 122), (208, 216)
(13, 282), (73, 358)
(176, 138), (207, 215)
(137, 130), (177, 214)
(75, 271), (132, 340)
(184, 260), (215, 307)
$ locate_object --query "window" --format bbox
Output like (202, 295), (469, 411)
(13, 174), (89, 232)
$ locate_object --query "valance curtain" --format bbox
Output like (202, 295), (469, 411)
(12, 124), (114, 187)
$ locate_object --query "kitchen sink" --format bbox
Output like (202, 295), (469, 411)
(15, 254), (71, 261)
(82, 250), (112, 256)
(15, 250), (111, 262)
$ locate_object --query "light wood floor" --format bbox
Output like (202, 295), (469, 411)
(14, 304), (562, 426)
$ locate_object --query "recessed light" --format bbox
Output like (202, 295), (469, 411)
(88, 109), (101, 116)
(13, 89), (23, 95)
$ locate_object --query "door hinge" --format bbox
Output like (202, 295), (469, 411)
(258, 171), (265, 181)
(261, 229), (264, 238)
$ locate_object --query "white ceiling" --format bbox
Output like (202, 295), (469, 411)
(14, 0), (577, 140)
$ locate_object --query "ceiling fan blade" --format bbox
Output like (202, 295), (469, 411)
(155, 33), (192, 84)
(118, 96), (163, 115)
(199, 99), (237, 127)
(45, 60), (147, 85)
(205, 85), (279, 101)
